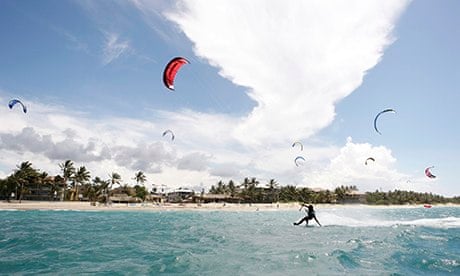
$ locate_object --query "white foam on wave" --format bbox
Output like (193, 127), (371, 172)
(320, 212), (460, 228)
(398, 217), (460, 228)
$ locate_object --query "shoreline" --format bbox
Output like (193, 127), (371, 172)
(0, 201), (458, 212)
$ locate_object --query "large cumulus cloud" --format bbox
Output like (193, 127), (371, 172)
(165, 0), (410, 146)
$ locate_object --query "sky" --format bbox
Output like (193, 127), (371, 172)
(0, 0), (459, 195)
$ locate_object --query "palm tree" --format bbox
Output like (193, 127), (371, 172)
(14, 161), (32, 203)
(91, 176), (108, 203)
(74, 166), (91, 201)
(0, 178), (9, 201)
(247, 178), (259, 202)
(133, 171), (146, 187)
(334, 186), (346, 202)
(52, 175), (63, 200)
(241, 177), (251, 200)
(267, 179), (279, 203)
(59, 160), (75, 201)
(228, 180), (236, 198)
(14, 161), (39, 203)
(216, 180), (225, 194)
(37, 171), (55, 200)
(242, 177), (250, 189)
(279, 185), (297, 202)
(108, 172), (121, 204)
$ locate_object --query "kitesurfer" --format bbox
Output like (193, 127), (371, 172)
(293, 204), (321, 227)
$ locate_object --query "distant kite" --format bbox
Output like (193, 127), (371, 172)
(365, 157), (375, 165)
(292, 141), (303, 151)
(294, 156), (306, 167)
(374, 108), (396, 135)
(163, 57), (189, 91)
(162, 129), (175, 141)
(425, 166), (436, 179)
(8, 99), (27, 113)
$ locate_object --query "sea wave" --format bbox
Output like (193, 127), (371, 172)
(0, 207), (459, 275)
(321, 213), (460, 228)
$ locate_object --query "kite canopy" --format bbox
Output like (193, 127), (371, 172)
(365, 157), (375, 165)
(162, 129), (175, 141)
(294, 156), (305, 167)
(8, 99), (27, 113)
(292, 141), (303, 151)
(373, 108), (396, 135)
(163, 57), (189, 91)
(425, 166), (436, 179)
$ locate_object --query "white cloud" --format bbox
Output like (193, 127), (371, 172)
(0, 98), (232, 189)
(209, 163), (243, 179)
(0, 96), (437, 194)
(102, 32), (131, 65)
(112, 142), (175, 173)
(305, 137), (418, 192)
(49, 25), (88, 53)
(177, 152), (211, 171)
(0, 127), (109, 162)
(165, 0), (410, 146)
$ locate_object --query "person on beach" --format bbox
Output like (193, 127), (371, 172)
(293, 204), (321, 227)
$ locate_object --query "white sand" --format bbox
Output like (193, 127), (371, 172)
(0, 201), (457, 212)
(0, 201), (297, 212)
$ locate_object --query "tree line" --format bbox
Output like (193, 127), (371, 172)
(208, 178), (357, 203)
(1, 161), (459, 205)
(0, 160), (148, 203)
(365, 189), (460, 205)
(208, 178), (460, 205)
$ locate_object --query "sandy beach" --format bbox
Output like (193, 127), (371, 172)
(0, 201), (299, 212)
(0, 201), (458, 212)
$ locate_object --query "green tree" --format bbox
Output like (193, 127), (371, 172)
(216, 180), (225, 194)
(0, 178), (7, 200)
(334, 186), (346, 202)
(279, 185), (298, 202)
(120, 184), (135, 196)
(13, 161), (40, 202)
(91, 176), (109, 203)
(209, 185), (217, 194)
(73, 166), (91, 201)
(0, 177), (17, 202)
(134, 185), (148, 201)
(59, 160), (75, 201)
(228, 180), (236, 198)
(108, 172), (122, 204)
(267, 179), (279, 203)
(133, 171), (147, 187)
(247, 177), (259, 202)
(37, 171), (55, 200)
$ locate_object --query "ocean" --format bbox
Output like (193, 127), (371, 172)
(0, 206), (459, 275)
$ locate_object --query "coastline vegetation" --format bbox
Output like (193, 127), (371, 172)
(208, 178), (460, 205)
(0, 160), (459, 205)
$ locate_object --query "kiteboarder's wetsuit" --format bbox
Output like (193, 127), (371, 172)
(294, 204), (321, 226)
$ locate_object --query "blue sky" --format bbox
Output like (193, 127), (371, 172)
(0, 0), (458, 196)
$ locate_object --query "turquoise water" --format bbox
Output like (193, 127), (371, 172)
(0, 207), (459, 275)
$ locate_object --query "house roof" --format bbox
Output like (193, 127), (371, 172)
(171, 187), (194, 193)
(345, 190), (364, 196)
